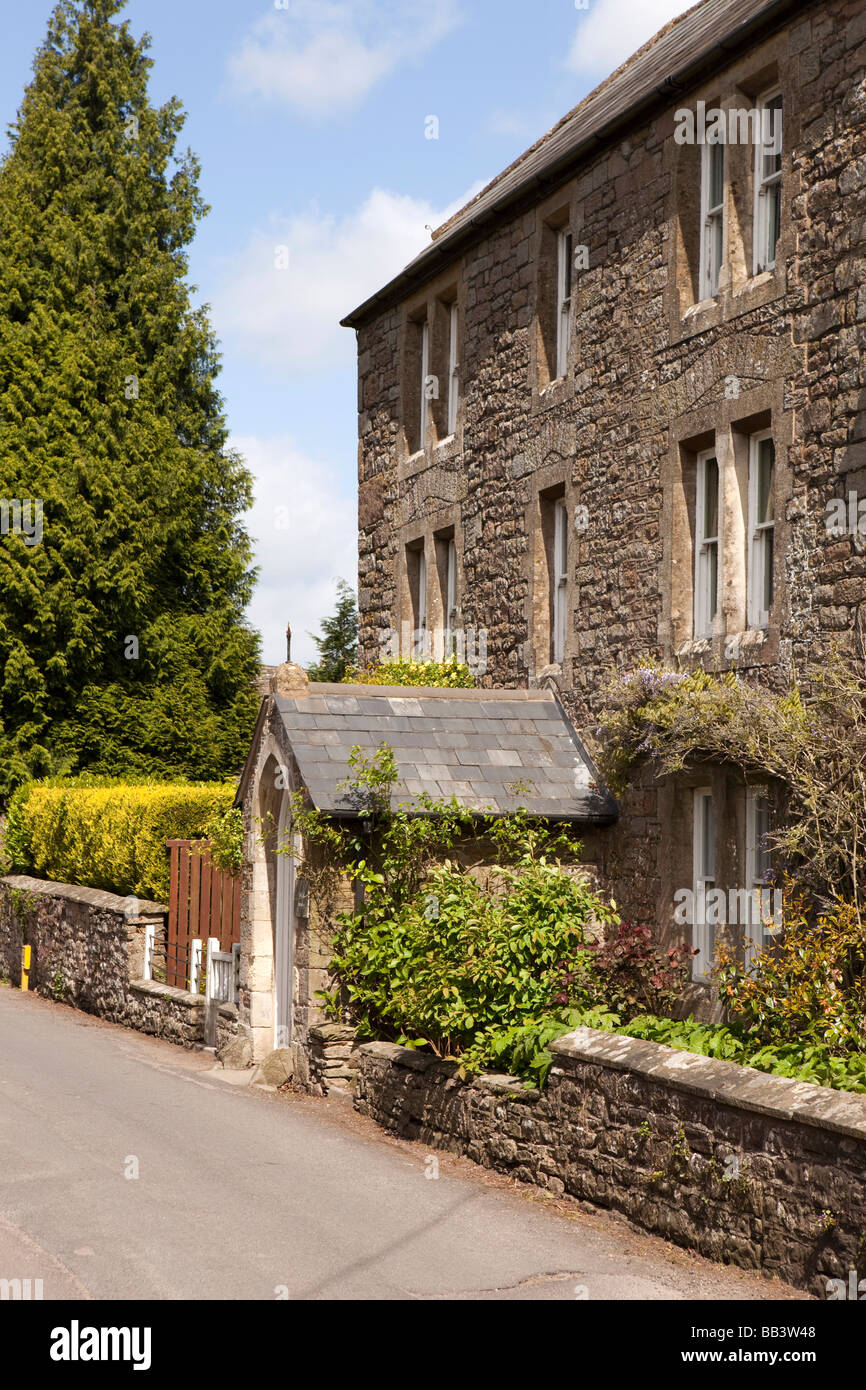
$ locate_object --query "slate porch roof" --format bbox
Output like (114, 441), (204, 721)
(241, 683), (617, 824)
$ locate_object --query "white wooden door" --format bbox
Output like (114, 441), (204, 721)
(274, 793), (294, 1049)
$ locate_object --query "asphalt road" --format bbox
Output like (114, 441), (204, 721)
(0, 987), (805, 1301)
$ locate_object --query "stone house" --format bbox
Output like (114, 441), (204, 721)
(233, 663), (615, 1061)
(341, 0), (866, 997)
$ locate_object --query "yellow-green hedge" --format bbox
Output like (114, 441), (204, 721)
(343, 656), (475, 687)
(4, 781), (237, 903)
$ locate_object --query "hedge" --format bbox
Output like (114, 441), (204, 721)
(3, 779), (237, 903)
(342, 657), (475, 687)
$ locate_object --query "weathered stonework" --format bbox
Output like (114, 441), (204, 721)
(355, 1026), (866, 1297)
(308, 1023), (361, 1094)
(0, 876), (238, 1049)
(347, 0), (866, 961)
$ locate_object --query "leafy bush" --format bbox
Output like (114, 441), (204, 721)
(461, 1006), (623, 1087)
(291, 745), (618, 1054)
(463, 1007), (866, 1093)
(202, 805), (244, 874)
(329, 856), (617, 1054)
(342, 656), (475, 687)
(4, 778), (237, 901)
(715, 894), (866, 1054)
(574, 919), (695, 1020)
(620, 1015), (866, 1093)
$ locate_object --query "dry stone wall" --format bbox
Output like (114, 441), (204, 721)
(0, 876), (237, 1049)
(355, 1026), (866, 1297)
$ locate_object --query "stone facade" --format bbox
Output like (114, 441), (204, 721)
(355, 1025), (866, 1296)
(346, 0), (866, 963)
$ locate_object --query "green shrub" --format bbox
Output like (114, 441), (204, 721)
(342, 656), (475, 687)
(330, 856), (616, 1054)
(4, 777), (237, 901)
(293, 744), (618, 1055)
(461, 1006), (623, 1087)
(464, 1008), (866, 1093)
(715, 894), (866, 1054)
(202, 805), (244, 874)
(594, 652), (866, 914)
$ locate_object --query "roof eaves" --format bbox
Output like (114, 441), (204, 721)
(340, 0), (809, 329)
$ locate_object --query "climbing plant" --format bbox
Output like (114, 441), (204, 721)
(594, 652), (866, 916)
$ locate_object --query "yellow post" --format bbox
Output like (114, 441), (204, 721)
(20, 944), (31, 991)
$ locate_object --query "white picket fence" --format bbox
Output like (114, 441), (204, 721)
(141, 923), (238, 1049)
(203, 937), (240, 1047)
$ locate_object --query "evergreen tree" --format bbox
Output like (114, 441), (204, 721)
(0, 0), (261, 793)
(307, 580), (359, 683)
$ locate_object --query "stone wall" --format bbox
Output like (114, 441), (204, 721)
(355, 1026), (866, 1296)
(0, 876), (238, 1050)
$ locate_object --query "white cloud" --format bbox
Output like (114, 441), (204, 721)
(213, 182), (484, 378)
(228, 0), (461, 119)
(566, 0), (695, 77)
(236, 432), (356, 667)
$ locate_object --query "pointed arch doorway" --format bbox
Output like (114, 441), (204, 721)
(274, 790), (295, 1049)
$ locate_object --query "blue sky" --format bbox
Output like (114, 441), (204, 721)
(0, 0), (691, 665)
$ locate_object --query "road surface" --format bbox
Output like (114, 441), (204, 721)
(0, 987), (805, 1301)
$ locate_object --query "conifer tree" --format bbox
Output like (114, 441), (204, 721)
(0, 0), (261, 792)
(307, 581), (359, 683)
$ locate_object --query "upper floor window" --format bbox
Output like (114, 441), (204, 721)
(419, 319), (430, 450)
(407, 542), (427, 652)
(445, 536), (457, 647)
(434, 529), (458, 656)
(754, 92), (782, 273)
(700, 143), (724, 300)
(556, 229), (573, 378)
(747, 431), (775, 629)
(446, 302), (459, 437)
(552, 499), (568, 664)
(694, 448), (719, 638)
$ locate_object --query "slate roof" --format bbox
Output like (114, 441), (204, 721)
(263, 684), (617, 824)
(342, 0), (802, 327)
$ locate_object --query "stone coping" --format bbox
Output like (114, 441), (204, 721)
(550, 1027), (866, 1142)
(2, 875), (166, 918)
(359, 1030), (866, 1140)
(130, 978), (205, 1007)
(130, 979), (238, 1018)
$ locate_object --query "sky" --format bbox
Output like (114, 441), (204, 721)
(0, 0), (693, 666)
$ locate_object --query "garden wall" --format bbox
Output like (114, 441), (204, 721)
(0, 875), (238, 1049)
(355, 1027), (866, 1297)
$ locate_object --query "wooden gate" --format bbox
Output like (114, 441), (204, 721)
(166, 840), (241, 991)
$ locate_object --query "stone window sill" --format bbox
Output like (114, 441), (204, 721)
(532, 372), (574, 415)
(675, 628), (772, 666)
(678, 268), (783, 341)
